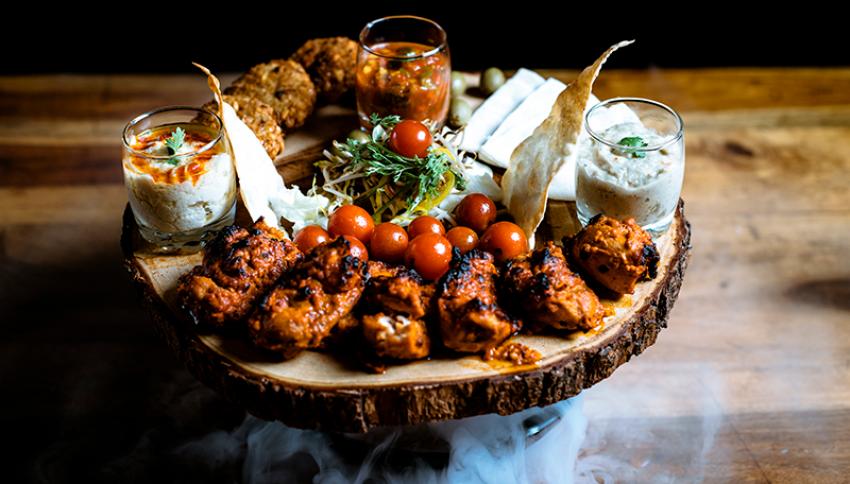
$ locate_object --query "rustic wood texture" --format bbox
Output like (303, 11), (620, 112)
(121, 200), (690, 432)
(2, 69), (850, 482)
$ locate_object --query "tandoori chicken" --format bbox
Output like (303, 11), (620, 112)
(568, 215), (659, 295)
(248, 237), (368, 358)
(502, 241), (606, 331)
(177, 218), (302, 327)
(361, 267), (434, 360)
(435, 250), (516, 353)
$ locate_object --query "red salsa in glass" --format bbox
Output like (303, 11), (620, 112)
(356, 41), (450, 128)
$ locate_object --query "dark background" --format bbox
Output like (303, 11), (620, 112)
(2, 4), (847, 74)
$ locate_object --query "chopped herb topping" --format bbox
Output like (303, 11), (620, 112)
(617, 136), (649, 159)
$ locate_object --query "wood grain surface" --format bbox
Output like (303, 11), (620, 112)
(2, 69), (849, 482)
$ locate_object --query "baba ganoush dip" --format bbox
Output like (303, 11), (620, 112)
(576, 120), (684, 233)
(122, 122), (236, 239)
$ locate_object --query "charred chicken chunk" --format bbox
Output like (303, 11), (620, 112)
(364, 269), (434, 320)
(177, 219), (302, 327)
(248, 237), (367, 358)
(568, 215), (659, 295)
(436, 250), (516, 353)
(502, 242), (605, 331)
(361, 267), (434, 360)
(362, 313), (431, 360)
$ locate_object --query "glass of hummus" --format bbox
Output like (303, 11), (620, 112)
(575, 98), (685, 235)
(122, 106), (236, 250)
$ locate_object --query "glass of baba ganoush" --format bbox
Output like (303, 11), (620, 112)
(576, 98), (685, 235)
(122, 106), (236, 250)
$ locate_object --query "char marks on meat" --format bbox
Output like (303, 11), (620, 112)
(436, 250), (516, 353)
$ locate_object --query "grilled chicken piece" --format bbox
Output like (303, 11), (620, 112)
(367, 260), (403, 279)
(568, 215), (659, 295)
(248, 237), (367, 358)
(362, 313), (431, 360)
(177, 219), (302, 327)
(361, 267), (434, 360)
(436, 250), (516, 353)
(364, 269), (434, 319)
(502, 242), (605, 331)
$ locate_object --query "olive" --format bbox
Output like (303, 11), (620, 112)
(449, 98), (473, 128)
(347, 129), (371, 145)
(480, 67), (506, 95)
(451, 72), (467, 97)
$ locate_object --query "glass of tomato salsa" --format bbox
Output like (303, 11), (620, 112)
(356, 16), (451, 129)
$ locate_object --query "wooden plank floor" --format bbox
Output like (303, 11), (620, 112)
(1, 69), (849, 483)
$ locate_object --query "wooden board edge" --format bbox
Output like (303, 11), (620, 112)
(121, 200), (692, 433)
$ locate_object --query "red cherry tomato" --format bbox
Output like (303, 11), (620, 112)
(407, 215), (445, 239)
(388, 120), (433, 158)
(404, 233), (452, 280)
(446, 226), (478, 254)
(341, 235), (369, 261)
(328, 205), (375, 244)
(293, 225), (330, 253)
(454, 193), (497, 233)
(370, 222), (409, 263)
(479, 221), (528, 263)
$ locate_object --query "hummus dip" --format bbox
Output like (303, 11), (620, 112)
(123, 124), (236, 234)
(575, 121), (684, 232)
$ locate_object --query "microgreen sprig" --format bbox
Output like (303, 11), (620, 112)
(617, 136), (648, 159)
(164, 127), (186, 165)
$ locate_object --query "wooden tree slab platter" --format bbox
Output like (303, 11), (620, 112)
(121, 100), (691, 433)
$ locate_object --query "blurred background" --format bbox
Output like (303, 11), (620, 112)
(2, 5), (846, 74)
(4, 4), (850, 483)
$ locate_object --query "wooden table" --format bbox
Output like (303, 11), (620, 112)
(2, 69), (849, 483)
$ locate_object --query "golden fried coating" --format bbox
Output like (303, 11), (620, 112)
(362, 313), (430, 360)
(248, 237), (368, 358)
(568, 215), (659, 295)
(291, 37), (358, 103)
(227, 59), (317, 131)
(360, 267), (434, 360)
(201, 94), (284, 159)
(177, 219), (302, 327)
(436, 250), (516, 353)
(502, 242), (605, 331)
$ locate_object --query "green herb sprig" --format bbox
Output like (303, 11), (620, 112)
(164, 127), (186, 165)
(617, 136), (648, 159)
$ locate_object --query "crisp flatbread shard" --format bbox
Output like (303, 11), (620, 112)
(193, 63), (329, 236)
(500, 40), (634, 245)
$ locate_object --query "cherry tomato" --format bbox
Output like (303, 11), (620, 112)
(446, 226), (478, 254)
(388, 120), (433, 158)
(293, 225), (330, 253)
(328, 205), (375, 244)
(341, 235), (369, 261)
(454, 193), (497, 233)
(407, 215), (445, 239)
(370, 222), (409, 263)
(405, 233), (452, 280)
(479, 221), (528, 263)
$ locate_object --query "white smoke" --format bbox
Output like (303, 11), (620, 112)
(174, 396), (587, 484)
(70, 361), (724, 483)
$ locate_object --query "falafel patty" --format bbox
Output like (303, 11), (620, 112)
(226, 59), (317, 131)
(291, 37), (358, 104)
